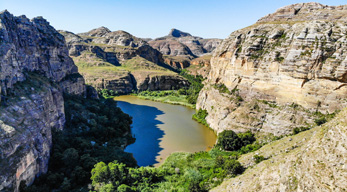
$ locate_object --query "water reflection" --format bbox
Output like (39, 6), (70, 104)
(115, 96), (217, 167)
(117, 101), (165, 166)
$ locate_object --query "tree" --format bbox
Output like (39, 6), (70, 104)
(216, 130), (242, 151)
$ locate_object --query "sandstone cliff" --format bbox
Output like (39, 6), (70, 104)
(61, 29), (189, 94)
(197, 3), (347, 135)
(0, 10), (87, 191)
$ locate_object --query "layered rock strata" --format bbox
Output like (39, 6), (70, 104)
(0, 11), (87, 191)
(61, 29), (189, 94)
(197, 3), (347, 135)
(148, 28), (221, 69)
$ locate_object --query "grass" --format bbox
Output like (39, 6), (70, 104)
(134, 90), (194, 108)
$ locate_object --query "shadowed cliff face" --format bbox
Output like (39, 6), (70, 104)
(0, 10), (87, 191)
(197, 3), (347, 135)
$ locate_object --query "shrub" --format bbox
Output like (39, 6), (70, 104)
(224, 159), (243, 175)
(192, 109), (209, 127)
(315, 117), (327, 126)
(216, 130), (242, 151)
(253, 155), (266, 164)
(216, 130), (256, 151)
(292, 127), (310, 135)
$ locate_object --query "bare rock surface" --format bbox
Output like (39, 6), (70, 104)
(148, 28), (222, 69)
(0, 10), (87, 191)
(61, 29), (189, 94)
(197, 2), (347, 135)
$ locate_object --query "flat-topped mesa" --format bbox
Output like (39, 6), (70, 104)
(0, 10), (88, 191)
(258, 2), (347, 23)
(168, 28), (192, 38)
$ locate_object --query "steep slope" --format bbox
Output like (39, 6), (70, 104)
(197, 3), (347, 135)
(61, 28), (189, 94)
(0, 10), (87, 191)
(148, 28), (221, 70)
(212, 106), (347, 191)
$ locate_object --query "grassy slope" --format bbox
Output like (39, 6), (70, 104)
(212, 107), (347, 191)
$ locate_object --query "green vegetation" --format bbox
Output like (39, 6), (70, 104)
(216, 130), (256, 151)
(135, 90), (194, 108)
(275, 51), (285, 62)
(214, 83), (231, 94)
(89, 129), (264, 192)
(22, 95), (136, 192)
(90, 148), (246, 192)
(192, 109), (209, 127)
(99, 89), (119, 98)
(179, 69), (204, 104)
(253, 155), (266, 164)
(292, 126), (310, 135)
(133, 69), (204, 107)
(313, 111), (338, 126)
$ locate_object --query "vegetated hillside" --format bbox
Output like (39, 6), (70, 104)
(148, 28), (221, 75)
(60, 28), (189, 94)
(197, 2), (347, 136)
(212, 105), (347, 191)
(0, 10), (135, 192)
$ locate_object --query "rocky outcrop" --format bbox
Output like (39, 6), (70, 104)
(61, 28), (164, 65)
(197, 3), (347, 135)
(61, 29), (189, 94)
(0, 10), (87, 191)
(132, 73), (189, 91)
(212, 106), (347, 191)
(148, 29), (221, 69)
(168, 28), (192, 38)
(150, 28), (221, 57)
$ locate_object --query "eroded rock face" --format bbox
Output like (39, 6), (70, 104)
(148, 29), (222, 69)
(197, 3), (347, 135)
(151, 28), (222, 57)
(0, 10), (86, 191)
(61, 29), (189, 93)
(61, 28), (164, 65)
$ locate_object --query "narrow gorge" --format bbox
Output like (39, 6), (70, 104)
(1, 1), (347, 192)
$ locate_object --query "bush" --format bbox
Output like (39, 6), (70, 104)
(192, 109), (209, 126)
(216, 130), (242, 151)
(224, 159), (243, 175)
(292, 127), (310, 135)
(253, 155), (266, 164)
(315, 117), (327, 126)
(216, 130), (256, 151)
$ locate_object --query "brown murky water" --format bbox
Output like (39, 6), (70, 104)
(114, 95), (217, 167)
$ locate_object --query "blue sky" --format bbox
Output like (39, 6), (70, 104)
(1, 0), (345, 39)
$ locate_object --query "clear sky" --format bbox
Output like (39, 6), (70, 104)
(1, 0), (345, 39)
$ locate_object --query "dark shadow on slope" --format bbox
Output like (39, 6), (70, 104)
(116, 101), (165, 166)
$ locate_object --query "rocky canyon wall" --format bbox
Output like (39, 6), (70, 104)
(0, 10), (86, 191)
(197, 3), (347, 135)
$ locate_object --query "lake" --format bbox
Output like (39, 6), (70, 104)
(114, 95), (217, 167)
